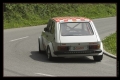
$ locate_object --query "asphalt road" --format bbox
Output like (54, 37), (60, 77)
(4, 17), (117, 77)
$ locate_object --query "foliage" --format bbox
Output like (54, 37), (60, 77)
(3, 3), (116, 29)
(102, 33), (116, 55)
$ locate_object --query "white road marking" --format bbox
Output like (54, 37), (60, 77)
(10, 36), (29, 42)
(35, 73), (55, 77)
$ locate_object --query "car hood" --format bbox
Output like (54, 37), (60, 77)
(60, 35), (98, 43)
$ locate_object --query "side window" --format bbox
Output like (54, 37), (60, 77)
(50, 21), (55, 34)
(47, 20), (52, 32)
(46, 20), (50, 28)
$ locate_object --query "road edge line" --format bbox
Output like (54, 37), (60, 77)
(35, 73), (56, 77)
(103, 49), (116, 59)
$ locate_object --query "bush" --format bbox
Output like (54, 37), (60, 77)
(4, 3), (116, 29)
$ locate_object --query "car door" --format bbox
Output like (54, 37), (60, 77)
(42, 19), (52, 50)
(42, 19), (55, 49)
(48, 20), (56, 51)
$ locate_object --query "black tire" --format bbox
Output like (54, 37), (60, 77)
(93, 54), (103, 62)
(38, 39), (44, 53)
(46, 46), (54, 61)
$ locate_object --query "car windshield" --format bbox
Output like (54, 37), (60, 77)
(60, 22), (94, 36)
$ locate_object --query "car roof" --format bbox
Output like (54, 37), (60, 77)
(52, 17), (91, 22)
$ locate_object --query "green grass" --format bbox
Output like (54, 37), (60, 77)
(3, 3), (116, 29)
(102, 33), (116, 56)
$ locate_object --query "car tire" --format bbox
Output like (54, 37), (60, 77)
(47, 46), (54, 61)
(38, 39), (44, 53)
(93, 54), (103, 62)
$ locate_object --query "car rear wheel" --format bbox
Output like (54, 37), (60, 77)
(47, 46), (54, 61)
(93, 54), (103, 62)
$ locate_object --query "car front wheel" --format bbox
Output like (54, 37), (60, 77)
(38, 39), (44, 53)
(93, 54), (103, 62)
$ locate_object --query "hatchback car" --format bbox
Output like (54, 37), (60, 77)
(38, 17), (103, 61)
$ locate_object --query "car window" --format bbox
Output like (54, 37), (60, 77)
(50, 21), (55, 34)
(46, 19), (52, 32)
(60, 22), (94, 36)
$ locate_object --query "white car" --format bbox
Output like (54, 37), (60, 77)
(38, 17), (103, 61)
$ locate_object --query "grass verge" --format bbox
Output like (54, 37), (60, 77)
(4, 3), (116, 29)
(102, 33), (116, 56)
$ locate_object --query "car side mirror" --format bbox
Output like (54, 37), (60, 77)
(44, 27), (48, 31)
